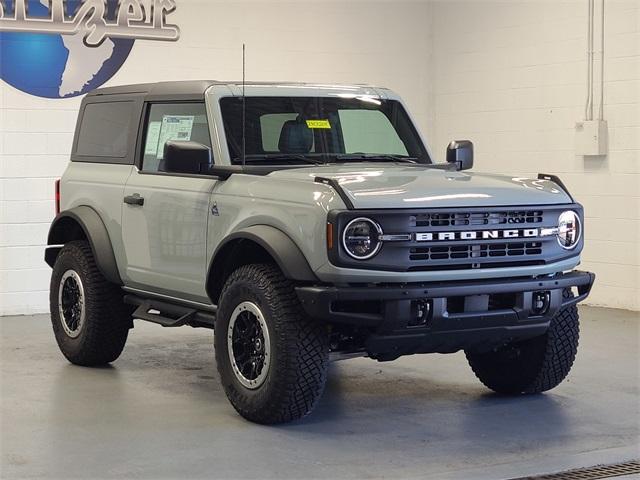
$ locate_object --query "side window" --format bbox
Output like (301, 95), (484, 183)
(76, 101), (133, 158)
(259, 113), (298, 151)
(141, 103), (211, 173)
(338, 109), (408, 155)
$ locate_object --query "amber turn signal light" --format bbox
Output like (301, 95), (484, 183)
(326, 222), (334, 250)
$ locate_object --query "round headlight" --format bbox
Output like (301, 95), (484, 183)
(557, 210), (581, 249)
(342, 217), (383, 260)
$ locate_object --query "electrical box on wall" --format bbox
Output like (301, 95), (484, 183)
(575, 120), (608, 156)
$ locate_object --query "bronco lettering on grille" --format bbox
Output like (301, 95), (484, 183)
(414, 228), (541, 242)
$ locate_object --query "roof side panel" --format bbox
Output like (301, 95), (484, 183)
(86, 81), (388, 99)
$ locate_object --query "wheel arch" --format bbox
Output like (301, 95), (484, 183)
(45, 206), (122, 285)
(206, 225), (317, 305)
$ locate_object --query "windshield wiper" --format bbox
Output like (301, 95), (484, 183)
(331, 153), (418, 164)
(233, 154), (324, 165)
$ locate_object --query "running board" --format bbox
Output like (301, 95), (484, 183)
(124, 294), (216, 329)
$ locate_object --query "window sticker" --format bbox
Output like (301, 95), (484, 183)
(157, 115), (195, 158)
(306, 119), (331, 129)
(144, 121), (162, 155)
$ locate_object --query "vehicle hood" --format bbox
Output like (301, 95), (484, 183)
(268, 164), (572, 209)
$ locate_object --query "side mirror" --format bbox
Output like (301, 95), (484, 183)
(162, 140), (212, 174)
(446, 140), (473, 171)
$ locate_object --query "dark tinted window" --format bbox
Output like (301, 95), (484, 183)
(220, 96), (428, 165)
(76, 102), (133, 158)
(141, 103), (211, 172)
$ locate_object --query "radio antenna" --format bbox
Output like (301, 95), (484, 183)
(241, 43), (246, 169)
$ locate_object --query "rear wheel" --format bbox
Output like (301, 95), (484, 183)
(465, 289), (579, 394)
(50, 241), (132, 366)
(215, 264), (329, 424)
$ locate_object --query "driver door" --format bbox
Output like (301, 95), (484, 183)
(121, 102), (215, 303)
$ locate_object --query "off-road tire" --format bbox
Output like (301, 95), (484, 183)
(50, 240), (131, 366)
(215, 264), (329, 424)
(465, 289), (579, 394)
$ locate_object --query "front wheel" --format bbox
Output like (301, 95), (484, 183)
(214, 264), (329, 424)
(465, 289), (579, 394)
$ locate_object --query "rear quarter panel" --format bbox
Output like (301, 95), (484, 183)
(60, 162), (133, 280)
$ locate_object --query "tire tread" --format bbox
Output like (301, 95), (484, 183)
(215, 264), (329, 424)
(50, 241), (130, 366)
(466, 289), (579, 394)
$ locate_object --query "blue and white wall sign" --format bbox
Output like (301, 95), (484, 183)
(0, 0), (180, 98)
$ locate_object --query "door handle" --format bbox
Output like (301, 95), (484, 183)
(124, 194), (144, 206)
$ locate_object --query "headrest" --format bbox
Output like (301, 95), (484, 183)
(278, 118), (313, 153)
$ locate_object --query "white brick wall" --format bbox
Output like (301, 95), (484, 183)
(1, 0), (638, 315)
(0, 0), (435, 315)
(430, 0), (639, 311)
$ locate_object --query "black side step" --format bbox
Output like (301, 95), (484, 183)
(124, 295), (216, 329)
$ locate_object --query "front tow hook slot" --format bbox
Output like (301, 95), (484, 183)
(532, 291), (551, 316)
(409, 299), (433, 327)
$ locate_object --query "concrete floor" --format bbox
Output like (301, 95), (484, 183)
(1, 306), (638, 479)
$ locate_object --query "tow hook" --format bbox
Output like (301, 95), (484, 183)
(409, 299), (433, 327)
(532, 291), (551, 316)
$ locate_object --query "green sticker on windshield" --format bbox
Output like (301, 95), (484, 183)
(306, 119), (331, 129)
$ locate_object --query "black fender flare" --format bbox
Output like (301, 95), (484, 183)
(45, 206), (122, 285)
(206, 225), (318, 298)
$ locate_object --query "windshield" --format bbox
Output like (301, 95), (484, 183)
(219, 96), (430, 165)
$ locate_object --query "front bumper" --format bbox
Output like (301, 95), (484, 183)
(296, 270), (595, 360)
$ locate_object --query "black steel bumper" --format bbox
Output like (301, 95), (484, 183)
(296, 271), (595, 359)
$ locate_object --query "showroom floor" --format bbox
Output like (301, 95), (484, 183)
(1, 306), (638, 479)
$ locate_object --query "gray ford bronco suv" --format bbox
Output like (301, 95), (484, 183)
(46, 81), (595, 424)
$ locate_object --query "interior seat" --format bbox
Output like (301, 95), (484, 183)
(278, 118), (313, 154)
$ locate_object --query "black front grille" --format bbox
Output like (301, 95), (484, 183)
(412, 210), (543, 228)
(410, 242), (543, 261)
(330, 205), (580, 272)
(403, 208), (553, 270)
